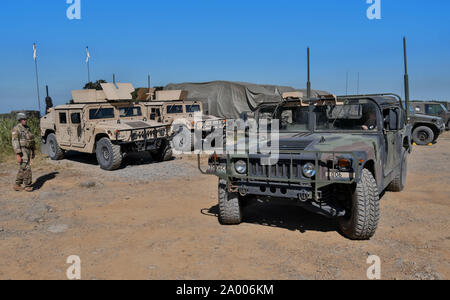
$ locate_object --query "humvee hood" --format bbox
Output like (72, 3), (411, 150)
(275, 132), (380, 158)
(96, 120), (161, 130)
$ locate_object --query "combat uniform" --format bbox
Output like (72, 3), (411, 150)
(11, 123), (35, 190)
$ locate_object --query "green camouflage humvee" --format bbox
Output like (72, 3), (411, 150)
(201, 94), (412, 240)
(408, 106), (445, 145)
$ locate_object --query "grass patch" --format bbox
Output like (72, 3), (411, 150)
(0, 117), (41, 162)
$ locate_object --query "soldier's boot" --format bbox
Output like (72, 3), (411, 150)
(13, 184), (23, 191)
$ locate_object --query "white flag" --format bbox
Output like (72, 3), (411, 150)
(33, 43), (37, 61)
(86, 46), (90, 63)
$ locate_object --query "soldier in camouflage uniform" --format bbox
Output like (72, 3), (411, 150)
(11, 113), (35, 192)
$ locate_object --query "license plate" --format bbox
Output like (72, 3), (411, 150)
(329, 170), (352, 180)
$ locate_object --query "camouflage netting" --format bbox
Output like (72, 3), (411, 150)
(164, 81), (330, 119)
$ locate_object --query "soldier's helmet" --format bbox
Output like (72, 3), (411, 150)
(16, 113), (28, 121)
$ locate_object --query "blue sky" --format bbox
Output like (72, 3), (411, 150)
(0, 0), (449, 113)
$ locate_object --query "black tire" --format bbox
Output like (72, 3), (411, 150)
(152, 143), (173, 162)
(95, 137), (122, 171)
(387, 149), (408, 192)
(171, 125), (193, 153)
(412, 126), (434, 145)
(46, 133), (64, 160)
(339, 169), (380, 240)
(218, 179), (243, 225)
(447, 121), (450, 131)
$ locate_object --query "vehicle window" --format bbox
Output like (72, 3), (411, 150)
(383, 108), (400, 130)
(150, 108), (161, 120)
(119, 106), (142, 117)
(425, 104), (443, 115)
(277, 106), (309, 132)
(89, 108), (115, 120)
(258, 105), (277, 121)
(59, 112), (67, 124)
(167, 105), (183, 114)
(71, 112), (81, 124)
(315, 100), (378, 131)
(186, 105), (201, 113)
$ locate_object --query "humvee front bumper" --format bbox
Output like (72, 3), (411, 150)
(114, 125), (171, 152)
(199, 150), (364, 217)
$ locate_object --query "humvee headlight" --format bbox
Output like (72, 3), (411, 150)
(303, 163), (316, 178)
(234, 160), (247, 174)
(338, 159), (351, 170)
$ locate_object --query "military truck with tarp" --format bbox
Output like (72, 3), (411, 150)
(411, 101), (450, 130)
(40, 83), (172, 170)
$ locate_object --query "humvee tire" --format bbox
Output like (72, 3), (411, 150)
(151, 143), (173, 162)
(95, 137), (122, 171)
(47, 133), (64, 160)
(412, 126), (434, 145)
(387, 149), (408, 192)
(339, 169), (380, 240)
(218, 179), (242, 225)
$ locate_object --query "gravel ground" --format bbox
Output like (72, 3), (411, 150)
(0, 135), (449, 280)
(46, 151), (199, 183)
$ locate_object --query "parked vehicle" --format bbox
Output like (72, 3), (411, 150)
(408, 106), (445, 145)
(411, 101), (450, 130)
(40, 83), (172, 170)
(140, 90), (225, 152)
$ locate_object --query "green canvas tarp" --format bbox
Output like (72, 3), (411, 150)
(165, 81), (329, 119)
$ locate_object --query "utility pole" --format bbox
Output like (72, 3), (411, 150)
(307, 47), (311, 99)
(357, 72), (360, 94)
(345, 70), (349, 96)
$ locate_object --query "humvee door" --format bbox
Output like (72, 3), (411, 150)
(383, 107), (403, 177)
(69, 110), (85, 148)
(56, 110), (71, 146)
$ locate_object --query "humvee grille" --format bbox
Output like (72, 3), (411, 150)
(248, 159), (304, 180)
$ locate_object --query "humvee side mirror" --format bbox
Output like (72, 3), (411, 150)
(388, 110), (399, 131)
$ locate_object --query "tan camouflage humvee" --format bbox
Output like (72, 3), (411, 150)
(140, 90), (225, 152)
(40, 83), (172, 171)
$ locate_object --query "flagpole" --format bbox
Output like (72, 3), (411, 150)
(87, 60), (91, 83)
(86, 46), (91, 83)
(33, 43), (41, 114)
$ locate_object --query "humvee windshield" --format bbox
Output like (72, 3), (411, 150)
(167, 105), (183, 114)
(186, 105), (201, 113)
(89, 108), (115, 120)
(119, 106), (142, 118)
(277, 100), (379, 132)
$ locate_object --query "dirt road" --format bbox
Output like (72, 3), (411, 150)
(0, 133), (449, 280)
